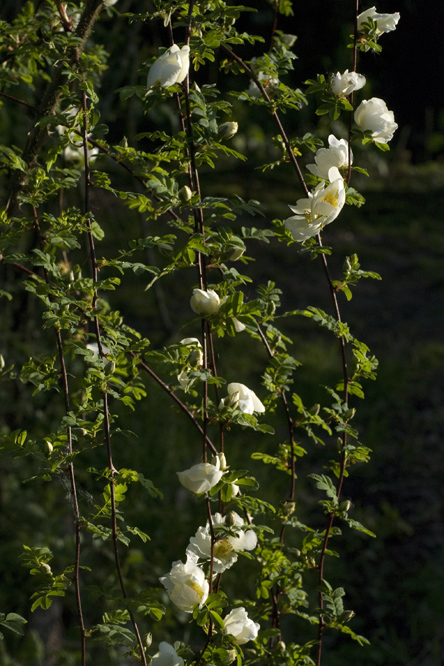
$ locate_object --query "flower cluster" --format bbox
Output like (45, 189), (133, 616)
(187, 511), (257, 573)
(285, 166), (346, 242)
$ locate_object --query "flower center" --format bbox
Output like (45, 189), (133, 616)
(321, 191), (339, 208)
(214, 538), (234, 560)
(185, 580), (205, 600)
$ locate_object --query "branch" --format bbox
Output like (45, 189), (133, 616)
(6, 0), (105, 215)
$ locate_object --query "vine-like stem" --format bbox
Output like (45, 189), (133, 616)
(5, 0), (104, 215)
(80, 86), (148, 666)
(219, 39), (355, 666)
(129, 352), (218, 455)
(31, 207), (87, 665)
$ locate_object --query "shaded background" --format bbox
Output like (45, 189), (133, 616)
(1, 1), (444, 665)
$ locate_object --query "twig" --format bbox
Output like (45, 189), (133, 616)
(80, 83), (148, 666)
(6, 0), (104, 215)
(129, 352), (218, 456)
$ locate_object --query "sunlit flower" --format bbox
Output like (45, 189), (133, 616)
(147, 44), (190, 89)
(151, 642), (184, 666)
(354, 97), (398, 144)
(306, 135), (352, 180)
(357, 6), (400, 34)
(219, 383), (265, 414)
(190, 289), (221, 316)
(330, 70), (366, 96)
(285, 167), (345, 241)
(222, 607), (260, 645)
(177, 457), (223, 494)
(160, 557), (209, 612)
(186, 512), (257, 574)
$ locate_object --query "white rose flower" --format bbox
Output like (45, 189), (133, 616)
(187, 512), (257, 574)
(177, 457), (223, 494)
(330, 70), (366, 97)
(219, 383), (265, 415)
(306, 135), (352, 180)
(103, 0), (118, 6)
(285, 167), (345, 242)
(357, 6), (400, 34)
(222, 607), (260, 645)
(147, 44), (190, 89)
(190, 289), (221, 315)
(160, 557), (209, 612)
(151, 642), (184, 666)
(354, 97), (398, 144)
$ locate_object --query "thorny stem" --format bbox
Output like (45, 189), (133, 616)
(219, 44), (309, 197)
(316, 3), (360, 660)
(258, 326), (294, 652)
(347, 0), (360, 184)
(220, 39), (354, 666)
(32, 207), (87, 665)
(129, 352), (218, 456)
(5, 0), (104, 215)
(80, 88), (148, 666)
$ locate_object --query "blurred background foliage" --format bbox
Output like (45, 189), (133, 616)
(0, 1), (443, 665)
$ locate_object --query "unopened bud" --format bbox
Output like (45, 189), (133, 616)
(340, 500), (351, 512)
(266, 301), (276, 316)
(218, 452), (229, 470)
(188, 348), (203, 367)
(281, 500), (296, 518)
(40, 562), (52, 575)
(145, 633), (152, 648)
(225, 391), (240, 409)
(225, 510), (237, 527)
(0, 354), (5, 370)
(224, 238), (246, 261)
(344, 408), (356, 421)
(220, 649), (237, 665)
(178, 185), (192, 203)
(343, 257), (352, 272)
(281, 34), (297, 48)
(104, 360), (115, 376)
(275, 641), (286, 655)
(45, 440), (54, 456)
(340, 610), (355, 623)
(218, 121), (238, 140)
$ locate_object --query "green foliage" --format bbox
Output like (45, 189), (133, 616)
(0, 0), (402, 664)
